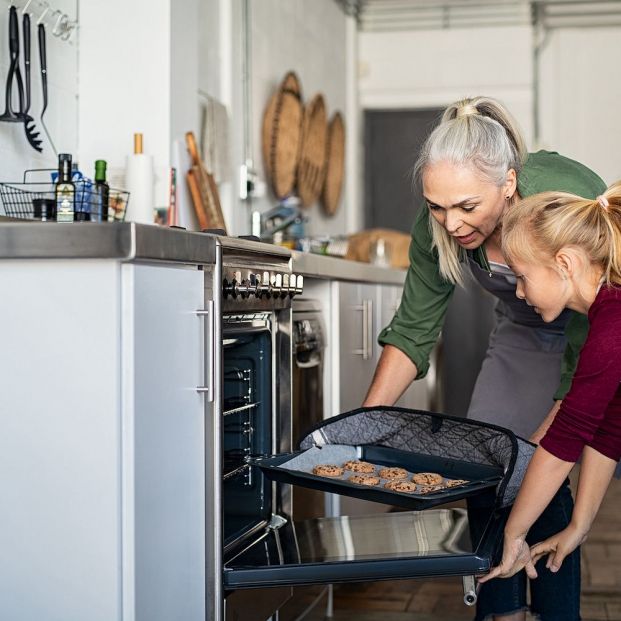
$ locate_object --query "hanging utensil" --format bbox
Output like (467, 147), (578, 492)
(21, 11), (42, 152)
(38, 21), (56, 156)
(0, 7), (42, 152)
(0, 7), (24, 124)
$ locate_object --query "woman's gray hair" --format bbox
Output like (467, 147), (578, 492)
(415, 96), (528, 285)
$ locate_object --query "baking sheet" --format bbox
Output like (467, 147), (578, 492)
(254, 444), (503, 510)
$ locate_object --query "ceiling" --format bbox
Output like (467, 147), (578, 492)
(334, 0), (621, 31)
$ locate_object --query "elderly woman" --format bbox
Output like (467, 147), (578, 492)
(363, 96), (605, 621)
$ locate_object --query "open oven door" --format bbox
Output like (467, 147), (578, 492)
(224, 506), (503, 591)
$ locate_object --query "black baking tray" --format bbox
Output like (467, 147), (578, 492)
(253, 445), (503, 510)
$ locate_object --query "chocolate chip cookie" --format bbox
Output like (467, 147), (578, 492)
(412, 472), (444, 486)
(384, 480), (418, 493)
(378, 467), (408, 480)
(349, 474), (381, 486)
(312, 464), (344, 477)
(343, 460), (376, 473)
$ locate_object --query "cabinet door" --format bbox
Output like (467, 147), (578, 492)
(337, 282), (378, 413)
(122, 263), (207, 621)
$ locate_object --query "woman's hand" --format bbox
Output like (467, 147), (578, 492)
(478, 533), (538, 583)
(530, 523), (588, 573)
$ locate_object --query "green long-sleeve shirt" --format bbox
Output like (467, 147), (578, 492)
(378, 150), (606, 400)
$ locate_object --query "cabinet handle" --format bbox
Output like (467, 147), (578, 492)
(352, 299), (373, 360)
(196, 301), (215, 401)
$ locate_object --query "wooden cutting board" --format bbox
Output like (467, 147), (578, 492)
(185, 131), (227, 232)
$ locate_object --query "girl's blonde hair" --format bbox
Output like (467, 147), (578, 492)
(502, 181), (621, 286)
(415, 96), (528, 285)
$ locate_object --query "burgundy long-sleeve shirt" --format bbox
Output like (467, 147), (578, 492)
(541, 285), (621, 463)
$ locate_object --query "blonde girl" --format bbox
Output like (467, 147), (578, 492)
(482, 182), (621, 583)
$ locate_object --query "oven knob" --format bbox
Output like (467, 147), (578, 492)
(293, 274), (304, 296)
(289, 274), (297, 297)
(248, 273), (259, 297)
(222, 278), (234, 298)
(280, 273), (290, 298)
(258, 271), (271, 298)
(231, 271), (242, 298)
(271, 272), (282, 295)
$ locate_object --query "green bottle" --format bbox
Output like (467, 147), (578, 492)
(55, 153), (75, 223)
(94, 160), (110, 221)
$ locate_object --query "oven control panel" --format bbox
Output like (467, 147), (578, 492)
(223, 270), (304, 300)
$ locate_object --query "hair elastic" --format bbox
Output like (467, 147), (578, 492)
(597, 195), (610, 211)
(456, 105), (478, 119)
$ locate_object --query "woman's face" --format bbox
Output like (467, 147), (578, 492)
(423, 161), (515, 249)
(510, 258), (569, 322)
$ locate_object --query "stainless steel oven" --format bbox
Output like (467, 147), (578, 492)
(291, 299), (326, 521)
(204, 235), (504, 621)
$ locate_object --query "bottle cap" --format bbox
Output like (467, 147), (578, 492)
(134, 133), (143, 155)
(95, 160), (107, 181)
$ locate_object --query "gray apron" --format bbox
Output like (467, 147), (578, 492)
(465, 256), (570, 440)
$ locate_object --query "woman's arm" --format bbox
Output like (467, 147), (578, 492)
(530, 446), (616, 572)
(363, 345), (418, 407)
(479, 446), (574, 582)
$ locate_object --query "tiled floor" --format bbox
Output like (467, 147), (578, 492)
(297, 467), (621, 620)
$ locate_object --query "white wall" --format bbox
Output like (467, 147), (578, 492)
(359, 23), (621, 188)
(359, 26), (534, 146)
(0, 0), (77, 185)
(224, 0), (353, 237)
(538, 27), (621, 184)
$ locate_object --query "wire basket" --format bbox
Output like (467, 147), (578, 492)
(0, 169), (130, 222)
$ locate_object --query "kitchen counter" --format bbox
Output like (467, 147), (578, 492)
(0, 222), (406, 286)
(292, 250), (406, 285)
(0, 222), (288, 265)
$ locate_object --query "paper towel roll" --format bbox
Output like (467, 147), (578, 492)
(124, 153), (154, 224)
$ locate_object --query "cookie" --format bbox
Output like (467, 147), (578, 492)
(384, 480), (418, 493)
(412, 472), (444, 486)
(417, 484), (444, 494)
(349, 474), (380, 486)
(445, 478), (468, 488)
(343, 460), (376, 473)
(312, 464), (343, 477)
(378, 467), (408, 480)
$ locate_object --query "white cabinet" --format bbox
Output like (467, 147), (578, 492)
(0, 260), (207, 621)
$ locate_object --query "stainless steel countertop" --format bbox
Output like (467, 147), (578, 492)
(0, 222), (406, 285)
(0, 222), (289, 265)
(292, 250), (406, 286)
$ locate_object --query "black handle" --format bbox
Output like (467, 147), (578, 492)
(23, 13), (31, 113)
(38, 23), (48, 114)
(9, 6), (19, 56)
(10, 7), (25, 115)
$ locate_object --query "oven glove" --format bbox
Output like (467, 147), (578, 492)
(299, 406), (536, 509)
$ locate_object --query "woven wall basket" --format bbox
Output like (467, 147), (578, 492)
(321, 111), (345, 217)
(297, 93), (328, 208)
(261, 72), (303, 199)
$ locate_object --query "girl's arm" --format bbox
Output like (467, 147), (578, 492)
(530, 446), (617, 572)
(529, 400), (561, 444)
(479, 446), (574, 582)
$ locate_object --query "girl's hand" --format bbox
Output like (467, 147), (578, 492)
(530, 523), (588, 573)
(478, 533), (538, 583)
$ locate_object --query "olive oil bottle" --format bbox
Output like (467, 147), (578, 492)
(93, 160), (110, 221)
(55, 153), (75, 222)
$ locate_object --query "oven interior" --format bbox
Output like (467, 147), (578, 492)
(222, 322), (273, 547)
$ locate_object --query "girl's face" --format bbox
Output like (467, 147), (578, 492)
(509, 258), (569, 322)
(423, 161), (516, 249)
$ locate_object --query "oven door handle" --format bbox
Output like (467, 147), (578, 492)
(196, 300), (215, 401)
